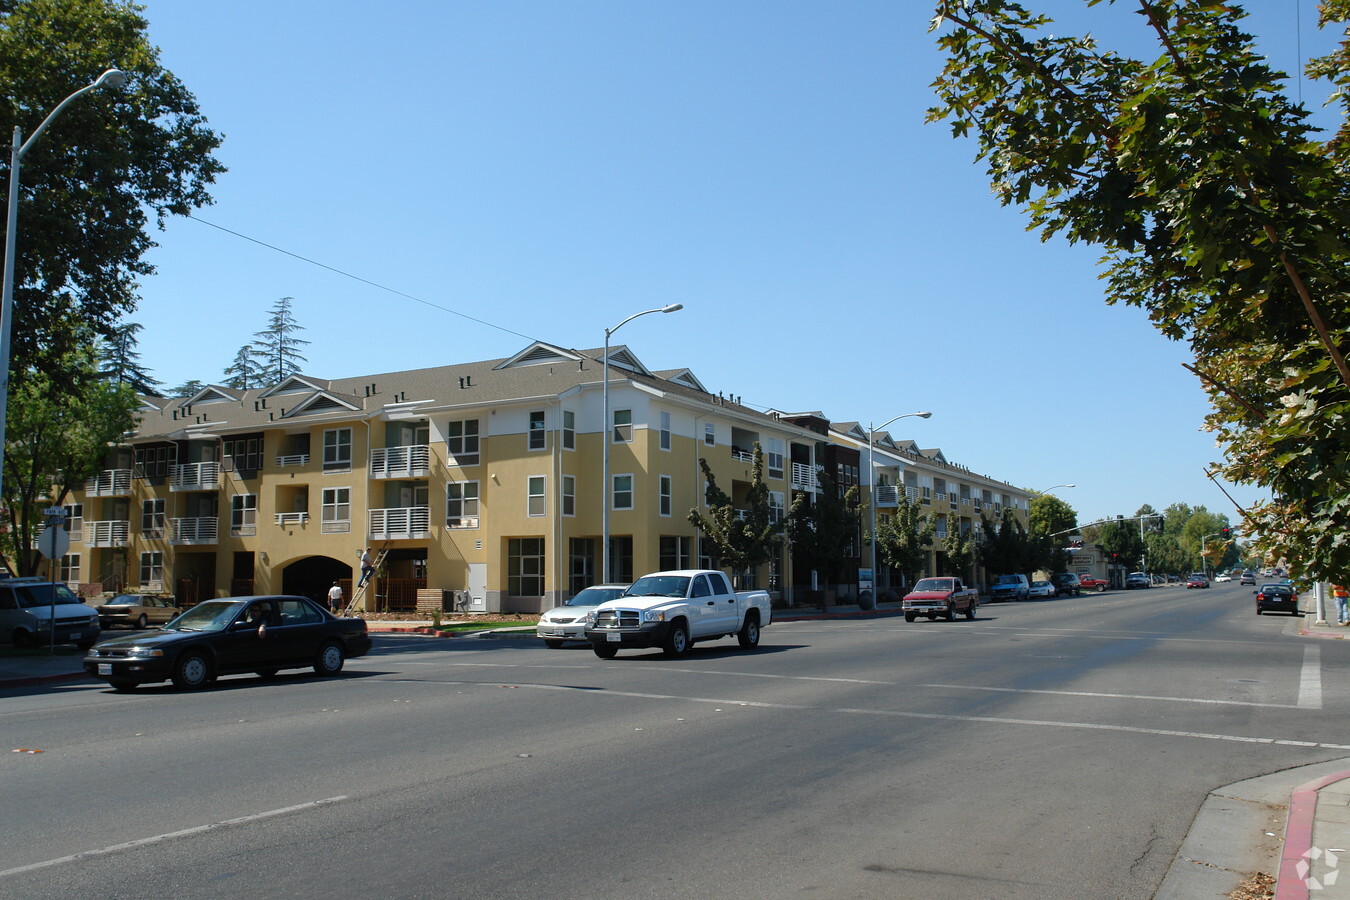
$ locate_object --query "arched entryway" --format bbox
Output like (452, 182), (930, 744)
(281, 556), (353, 609)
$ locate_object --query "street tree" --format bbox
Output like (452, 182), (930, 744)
(787, 468), (860, 601)
(872, 493), (935, 589)
(928, 1), (1350, 580)
(978, 508), (1035, 577)
(1096, 519), (1147, 572)
(251, 296), (309, 383)
(97, 321), (159, 394)
(688, 446), (783, 586)
(0, 0), (224, 390)
(942, 514), (977, 580)
(1, 346), (138, 574)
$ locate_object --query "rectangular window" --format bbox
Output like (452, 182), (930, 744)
(562, 475), (576, 517)
(769, 490), (785, 524)
(141, 499), (165, 538)
(140, 551), (163, 588)
(698, 536), (719, 569)
(321, 487), (351, 533)
(613, 474), (634, 511)
(607, 535), (633, 585)
(231, 494), (258, 535)
(59, 553), (80, 584)
(222, 435), (264, 474)
(659, 411), (671, 451)
(134, 444), (174, 480)
(659, 474), (672, 517)
(323, 428), (352, 471)
(508, 537), (545, 596)
(612, 408), (632, 443)
(569, 537), (595, 594)
(528, 475), (546, 516)
(562, 410), (575, 451)
(766, 438), (784, 479)
(528, 410), (546, 450)
(705, 423), (716, 446)
(446, 481), (480, 527)
(447, 419), (480, 466)
(660, 536), (691, 571)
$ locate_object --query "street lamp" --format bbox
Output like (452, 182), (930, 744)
(0, 68), (127, 506)
(601, 303), (682, 583)
(865, 411), (932, 589)
(1035, 483), (1077, 494)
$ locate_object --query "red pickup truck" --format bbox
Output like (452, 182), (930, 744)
(1077, 576), (1108, 592)
(902, 577), (979, 622)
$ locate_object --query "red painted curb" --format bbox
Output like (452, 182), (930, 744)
(1275, 769), (1350, 899)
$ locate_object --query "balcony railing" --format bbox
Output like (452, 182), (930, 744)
(170, 461), (220, 492)
(85, 520), (130, 547)
(790, 462), (817, 492)
(85, 469), (132, 497)
(369, 506), (431, 540)
(276, 453), (310, 468)
(321, 517), (351, 534)
(730, 447), (754, 463)
(905, 486), (919, 502)
(171, 517), (219, 545)
(275, 511), (309, 526)
(65, 517), (83, 542)
(369, 445), (431, 479)
(874, 485), (900, 508)
(446, 516), (480, 529)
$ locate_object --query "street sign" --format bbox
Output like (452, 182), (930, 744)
(38, 525), (70, 560)
(44, 506), (67, 517)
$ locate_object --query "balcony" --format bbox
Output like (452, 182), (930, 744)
(171, 517), (219, 545)
(730, 447), (754, 463)
(874, 485), (900, 508)
(85, 520), (130, 548)
(369, 506), (431, 540)
(170, 461), (220, 492)
(369, 445), (431, 479)
(85, 469), (132, 497)
(790, 462), (818, 492)
(276, 453), (310, 468)
(275, 511), (309, 527)
(446, 516), (479, 529)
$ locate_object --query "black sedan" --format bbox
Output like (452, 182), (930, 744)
(1254, 583), (1299, 616)
(84, 595), (372, 691)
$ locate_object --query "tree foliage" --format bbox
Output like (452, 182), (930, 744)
(941, 514), (977, 579)
(222, 344), (262, 390)
(786, 468), (859, 586)
(929, 1), (1350, 581)
(97, 320), (159, 394)
(251, 296), (309, 383)
(872, 493), (935, 586)
(0, 0), (224, 389)
(687, 445), (782, 581)
(978, 508), (1035, 577)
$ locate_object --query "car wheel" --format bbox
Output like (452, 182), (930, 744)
(904, 613), (916, 622)
(314, 641), (345, 676)
(592, 643), (618, 659)
(76, 641), (94, 652)
(255, 668), (279, 680)
(965, 605), (976, 620)
(1097, 585), (1105, 592)
(662, 622), (691, 658)
(945, 606), (955, 621)
(737, 614), (760, 649)
(1256, 607), (1263, 615)
(171, 650), (212, 689)
(109, 680), (138, 692)
(12, 629), (34, 649)
(544, 639), (565, 649)
(136, 614), (148, 629)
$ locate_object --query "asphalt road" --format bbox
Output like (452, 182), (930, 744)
(3, 581), (1345, 899)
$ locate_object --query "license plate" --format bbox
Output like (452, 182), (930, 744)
(98, 664), (111, 675)
(607, 632), (621, 642)
(69, 632), (81, 639)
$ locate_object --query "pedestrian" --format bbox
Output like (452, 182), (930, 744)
(1333, 583), (1349, 626)
(358, 548), (375, 588)
(327, 581), (344, 614)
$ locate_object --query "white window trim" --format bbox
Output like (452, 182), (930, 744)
(659, 474), (672, 517)
(659, 411), (671, 452)
(528, 411), (547, 451)
(612, 473), (634, 511)
(562, 474), (576, 517)
(562, 410), (576, 451)
(527, 474), (547, 517)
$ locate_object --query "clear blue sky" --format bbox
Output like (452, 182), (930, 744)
(128, 1), (1333, 528)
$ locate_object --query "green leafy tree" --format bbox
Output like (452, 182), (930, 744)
(872, 494), (935, 588)
(1, 346), (138, 574)
(0, 0), (224, 390)
(787, 468), (860, 593)
(98, 321), (159, 394)
(687, 445), (783, 585)
(928, 1), (1350, 581)
(251, 296), (309, 383)
(1029, 493), (1078, 573)
(942, 515), (976, 580)
(1096, 519), (1147, 572)
(978, 508), (1035, 577)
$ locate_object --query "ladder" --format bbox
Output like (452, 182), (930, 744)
(342, 544), (388, 616)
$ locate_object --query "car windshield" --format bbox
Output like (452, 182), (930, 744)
(993, 576), (1021, 585)
(1260, 584), (1291, 593)
(103, 595), (141, 606)
(911, 579), (952, 592)
(13, 582), (81, 609)
(625, 575), (691, 597)
(164, 600), (245, 632)
(565, 587), (624, 607)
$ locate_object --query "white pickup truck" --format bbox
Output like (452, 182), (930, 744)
(584, 569), (771, 659)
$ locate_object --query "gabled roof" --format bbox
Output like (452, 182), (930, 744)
(494, 342), (585, 370)
(590, 344), (651, 376)
(920, 448), (948, 464)
(184, 385), (243, 406)
(260, 374), (330, 398)
(655, 368), (707, 392)
(279, 391), (362, 418)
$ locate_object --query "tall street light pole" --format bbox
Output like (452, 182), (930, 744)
(0, 68), (127, 508)
(601, 303), (682, 584)
(865, 411), (932, 591)
(1034, 483), (1076, 494)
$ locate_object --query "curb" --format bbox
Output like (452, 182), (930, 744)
(0, 670), (90, 688)
(1276, 769), (1350, 900)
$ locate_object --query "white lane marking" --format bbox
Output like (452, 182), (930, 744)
(1299, 644), (1323, 709)
(0, 796), (347, 879)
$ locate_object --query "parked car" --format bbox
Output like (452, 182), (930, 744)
(1239, 571), (1257, 585)
(536, 584), (629, 647)
(1186, 573), (1211, 589)
(584, 570), (770, 658)
(0, 577), (101, 650)
(1050, 573), (1081, 596)
(1214, 573), (1232, 583)
(83, 595), (372, 691)
(1028, 580), (1057, 598)
(989, 574), (1030, 602)
(902, 576), (978, 622)
(1125, 572), (1151, 589)
(1077, 575), (1108, 592)
(1255, 583), (1299, 615)
(96, 594), (181, 630)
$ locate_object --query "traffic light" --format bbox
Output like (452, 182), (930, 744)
(1156, 514), (1164, 529)
(1221, 526), (1231, 540)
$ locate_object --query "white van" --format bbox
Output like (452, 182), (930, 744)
(0, 578), (101, 649)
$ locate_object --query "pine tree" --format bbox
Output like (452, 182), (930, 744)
(222, 344), (262, 390)
(98, 322), (161, 395)
(251, 296), (309, 383)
